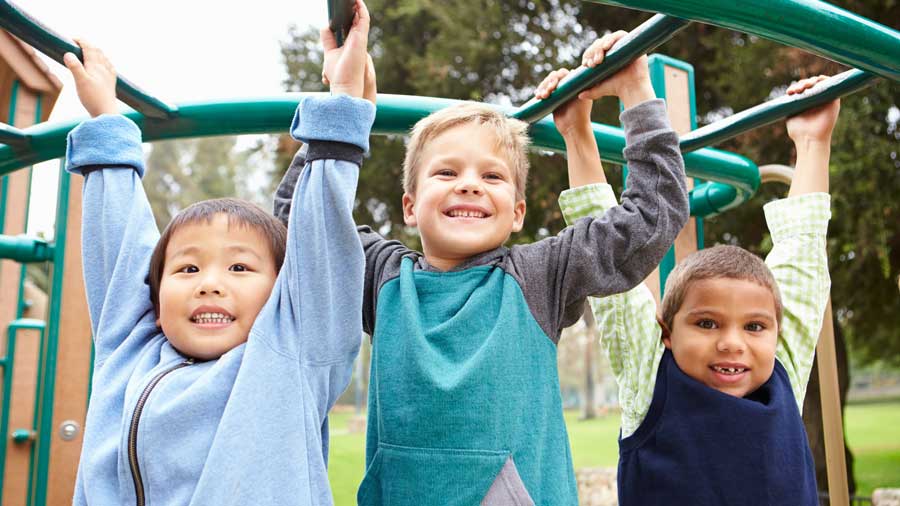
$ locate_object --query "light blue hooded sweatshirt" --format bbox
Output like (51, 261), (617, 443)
(66, 95), (374, 506)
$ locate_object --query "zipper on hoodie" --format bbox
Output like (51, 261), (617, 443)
(128, 359), (194, 506)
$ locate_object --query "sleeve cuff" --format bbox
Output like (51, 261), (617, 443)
(65, 114), (145, 177)
(559, 183), (618, 225)
(291, 94), (376, 153)
(764, 193), (831, 242)
(619, 99), (673, 146)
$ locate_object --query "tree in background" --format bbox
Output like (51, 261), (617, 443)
(144, 136), (270, 230)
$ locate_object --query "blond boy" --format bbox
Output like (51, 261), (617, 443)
(276, 32), (689, 505)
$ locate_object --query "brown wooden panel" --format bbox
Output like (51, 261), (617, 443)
(46, 175), (92, 506)
(1, 327), (40, 506)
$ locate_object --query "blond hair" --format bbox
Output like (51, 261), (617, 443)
(660, 245), (783, 332)
(402, 103), (530, 200)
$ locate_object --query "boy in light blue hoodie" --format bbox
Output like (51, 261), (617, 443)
(64, 1), (375, 503)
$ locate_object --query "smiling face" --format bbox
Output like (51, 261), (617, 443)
(402, 123), (526, 270)
(664, 277), (780, 398)
(156, 213), (278, 360)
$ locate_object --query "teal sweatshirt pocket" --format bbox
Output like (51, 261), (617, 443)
(357, 443), (516, 506)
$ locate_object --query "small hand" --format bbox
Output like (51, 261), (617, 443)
(63, 39), (118, 117)
(534, 67), (592, 138)
(786, 75), (840, 144)
(320, 0), (371, 99)
(577, 30), (654, 109)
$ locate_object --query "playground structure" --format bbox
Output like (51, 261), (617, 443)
(0, 0), (897, 504)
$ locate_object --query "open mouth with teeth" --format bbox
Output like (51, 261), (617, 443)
(710, 365), (748, 375)
(444, 208), (490, 219)
(191, 312), (235, 325)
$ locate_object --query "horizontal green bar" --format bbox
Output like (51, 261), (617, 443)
(11, 429), (33, 443)
(681, 69), (878, 152)
(0, 93), (758, 216)
(0, 235), (54, 263)
(0, 0), (177, 119)
(0, 123), (28, 147)
(585, 0), (900, 83)
(512, 14), (690, 123)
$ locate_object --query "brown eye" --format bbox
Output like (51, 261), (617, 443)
(697, 319), (717, 330)
(229, 264), (248, 272)
(745, 322), (765, 332)
(177, 265), (198, 274)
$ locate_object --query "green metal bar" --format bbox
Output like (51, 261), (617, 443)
(681, 69), (878, 152)
(0, 94), (759, 216)
(0, 318), (45, 497)
(0, 0), (177, 120)
(0, 235), (54, 263)
(328, 0), (354, 47)
(16, 94), (41, 320)
(584, 0), (900, 83)
(29, 169), (69, 506)
(0, 123), (29, 147)
(512, 14), (690, 123)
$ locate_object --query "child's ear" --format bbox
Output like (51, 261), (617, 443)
(401, 192), (418, 227)
(657, 315), (673, 349)
(510, 199), (527, 232)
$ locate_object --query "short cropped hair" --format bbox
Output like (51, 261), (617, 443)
(148, 198), (287, 316)
(402, 103), (531, 201)
(660, 245), (783, 332)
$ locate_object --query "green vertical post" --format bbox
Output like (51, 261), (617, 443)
(0, 319), (45, 496)
(16, 94), (41, 319)
(646, 54), (703, 295)
(28, 161), (69, 506)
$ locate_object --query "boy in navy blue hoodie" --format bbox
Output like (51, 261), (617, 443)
(65, 1), (375, 503)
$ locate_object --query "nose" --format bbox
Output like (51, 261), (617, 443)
(195, 273), (225, 297)
(716, 326), (746, 354)
(454, 173), (483, 195)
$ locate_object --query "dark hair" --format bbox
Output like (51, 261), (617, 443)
(660, 245), (783, 332)
(148, 198), (287, 316)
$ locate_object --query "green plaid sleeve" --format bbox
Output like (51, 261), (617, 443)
(764, 193), (832, 412)
(559, 184), (665, 438)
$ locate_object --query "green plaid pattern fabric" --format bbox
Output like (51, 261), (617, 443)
(559, 185), (831, 437)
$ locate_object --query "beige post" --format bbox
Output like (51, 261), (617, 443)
(644, 63), (698, 304)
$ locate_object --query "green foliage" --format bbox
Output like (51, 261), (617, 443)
(279, 1), (899, 363)
(144, 136), (262, 230)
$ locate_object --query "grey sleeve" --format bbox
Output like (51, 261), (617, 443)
(512, 99), (689, 342)
(358, 226), (411, 336)
(273, 144), (306, 226)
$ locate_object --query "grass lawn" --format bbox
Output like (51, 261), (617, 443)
(327, 401), (900, 504)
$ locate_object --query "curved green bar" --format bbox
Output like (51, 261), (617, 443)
(0, 93), (758, 216)
(0, 0), (178, 119)
(512, 14), (690, 123)
(680, 69), (877, 152)
(0, 123), (28, 147)
(584, 0), (900, 83)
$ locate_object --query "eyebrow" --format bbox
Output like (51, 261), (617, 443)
(168, 244), (265, 262)
(429, 155), (510, 170)
(684, 308), (775, 322)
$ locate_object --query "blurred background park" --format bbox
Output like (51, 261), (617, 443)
(15, 0), (900, 504)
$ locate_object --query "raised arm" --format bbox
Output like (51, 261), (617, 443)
(63, 41), (159, 362)
(770, 76), (839, 409)
(258, 0), (376, 419)
(514, 32), (689, 336)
